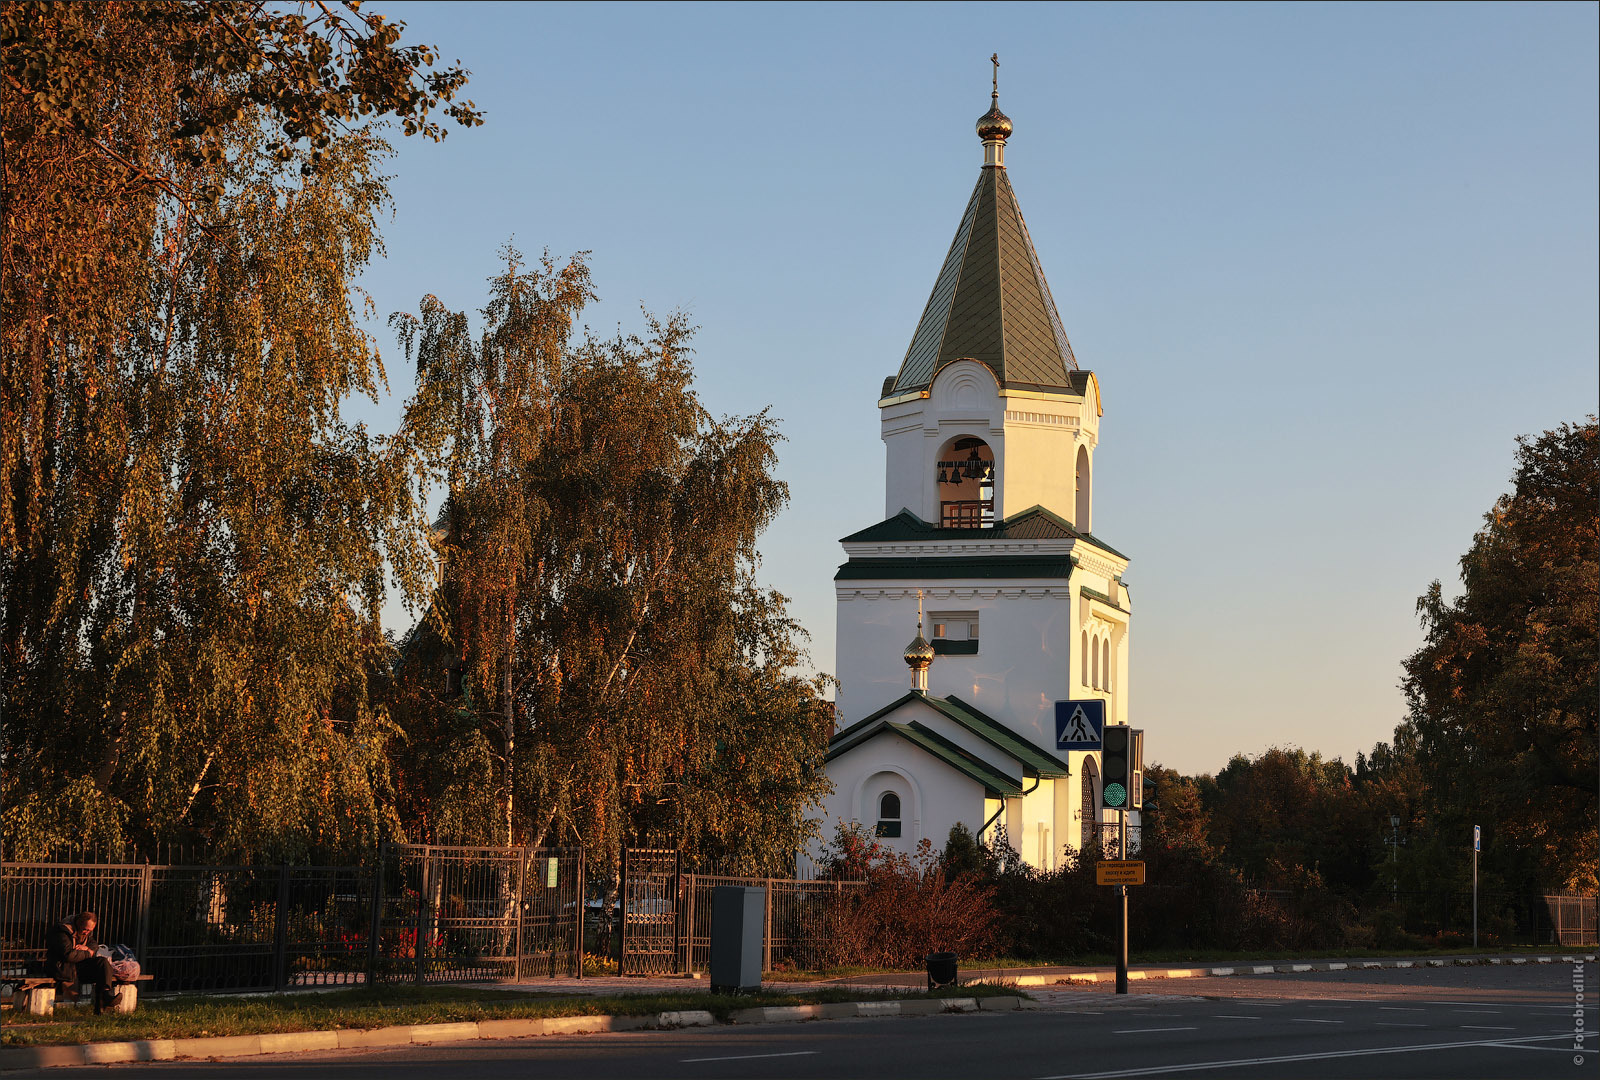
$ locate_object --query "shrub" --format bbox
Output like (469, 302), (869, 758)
(817, 823), (1001, 967)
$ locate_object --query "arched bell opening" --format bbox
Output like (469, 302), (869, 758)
(936, 435), (995, 528)
(1074, 444), (1092, 531)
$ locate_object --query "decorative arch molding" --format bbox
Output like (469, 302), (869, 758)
(853, 764), (925, 837)
(930, 358), (1002, 415)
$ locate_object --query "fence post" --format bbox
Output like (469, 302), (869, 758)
(415, 846), (431, 986)
(366, 844), (385, 988)
(272, 864), (291, 992)
(573, 845), (586, 980)
(673, 850), (683, 975)
(618, 846), (628, 975)
(764, 878), (773, 974)
(513, 847), (526, 983)
(683, 874), (696, 975)
(135, 863), (153, 964)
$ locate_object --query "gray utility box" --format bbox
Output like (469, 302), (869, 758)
(708, 885), (765, 994)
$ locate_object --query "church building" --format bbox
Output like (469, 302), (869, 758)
(819, 81), (1135, 870)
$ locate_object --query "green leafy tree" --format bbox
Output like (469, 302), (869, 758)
(1398, 418), (1598, 892)
(1, 1), (479, 859)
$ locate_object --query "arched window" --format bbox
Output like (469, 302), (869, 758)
(936, 435), (995, 528)
(1074, 445), (1092, 531)
(1103, 638), (1112, 692)
(876, 792), (903, 838)
(1080, 757), (1100, 847)
(1091, 635), (1100, 689)
(1080, 631), (1089, 686)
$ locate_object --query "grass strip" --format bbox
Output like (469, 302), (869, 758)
(1, 983), (1024, 1048)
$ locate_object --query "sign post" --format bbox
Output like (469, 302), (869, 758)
(1473, 825), (1480, 949)
(1117, 807), (1129, 995)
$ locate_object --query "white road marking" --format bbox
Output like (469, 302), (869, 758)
(1213, 1015), (1260, 1020)
(1110, 1027), (1197, 1034)
(1289, 1018), (1343, 1024)
(680, 1051), (819, 1063)
(1033, 1033), (1574, 1079)
(1486, 1042), (1595, 1053)
(1460, 1025), (1517, 1031)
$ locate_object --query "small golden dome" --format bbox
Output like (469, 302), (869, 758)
(904, 632), (935, 668)
(977, 94), (1012, 141)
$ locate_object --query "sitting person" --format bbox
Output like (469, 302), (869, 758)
(45, 911), (119, 1012)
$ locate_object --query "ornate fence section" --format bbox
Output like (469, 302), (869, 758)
(617, 848), (680, 976)
(371, 844), (583, 984)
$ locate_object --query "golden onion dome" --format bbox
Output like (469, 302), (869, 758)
(976, 94), (1012, 141)
(904, 631), (935, 668)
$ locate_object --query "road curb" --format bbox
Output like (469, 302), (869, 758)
(1054, 953), (1595, 985)
(0, 996), (1032, 1069)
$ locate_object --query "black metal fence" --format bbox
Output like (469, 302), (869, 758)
(678, 875), (857, 974)
(1, 844), (583, 994)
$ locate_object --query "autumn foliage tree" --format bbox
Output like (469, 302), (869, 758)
(1, 1), (479, 858)
(386, 249), (833, 872)
(1398, 418), (1598, 892)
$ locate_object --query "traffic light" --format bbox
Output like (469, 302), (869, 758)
(1101, 726), (1145, 810)
(1102, 726), (1130, 809)
(1130, 728), (1144, 809)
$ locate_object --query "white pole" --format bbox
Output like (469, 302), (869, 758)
(1473, 831), (1479, 950)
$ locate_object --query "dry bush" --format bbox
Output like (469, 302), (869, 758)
(818, 824), (1001, 968)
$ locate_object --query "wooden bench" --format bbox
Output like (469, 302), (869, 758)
(10, 974), (152, 1016)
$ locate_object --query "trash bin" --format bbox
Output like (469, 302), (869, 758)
(709, 885), (766, 995)
(926, 951), (958, 990)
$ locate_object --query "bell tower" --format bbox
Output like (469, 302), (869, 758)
(820, 66), (1134, 871)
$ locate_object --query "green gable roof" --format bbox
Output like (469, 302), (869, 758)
(926, 695), (1071, 779)
(839, 505), (1128, 561)
(825, 715), (1023, 797)
(826, 691), (1069, 782)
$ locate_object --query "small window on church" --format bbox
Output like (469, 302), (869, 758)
(1103, 639), (1112, 692)
(876, 792), (902, 838)
(929, 611), (979, 655)
(1080, 631), (1089, 686)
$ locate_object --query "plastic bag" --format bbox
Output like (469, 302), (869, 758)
(108, 944), (140, 981)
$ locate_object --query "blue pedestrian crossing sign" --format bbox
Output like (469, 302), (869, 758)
(1055, 699), (1106, 751)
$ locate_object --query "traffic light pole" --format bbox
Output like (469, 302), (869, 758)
(1116, 807), (1129, 995)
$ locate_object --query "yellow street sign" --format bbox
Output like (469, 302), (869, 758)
(1097, 860), (1147, 886)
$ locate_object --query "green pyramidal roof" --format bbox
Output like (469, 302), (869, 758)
(891, 163), (1079, 395)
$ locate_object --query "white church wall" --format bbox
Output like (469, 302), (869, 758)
(997, 390), (1091, 524)
(834, 583), (1075, 750)
(818, 732), (989, 859)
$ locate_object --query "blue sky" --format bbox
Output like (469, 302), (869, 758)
(351, 2), (1598, 774)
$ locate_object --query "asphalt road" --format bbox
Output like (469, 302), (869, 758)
(19, 965), (1593, 1079)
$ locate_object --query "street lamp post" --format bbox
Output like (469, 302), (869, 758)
(1388, 815), (1401, 904)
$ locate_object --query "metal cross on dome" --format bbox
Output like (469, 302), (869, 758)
(991, 53), (999, 96)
